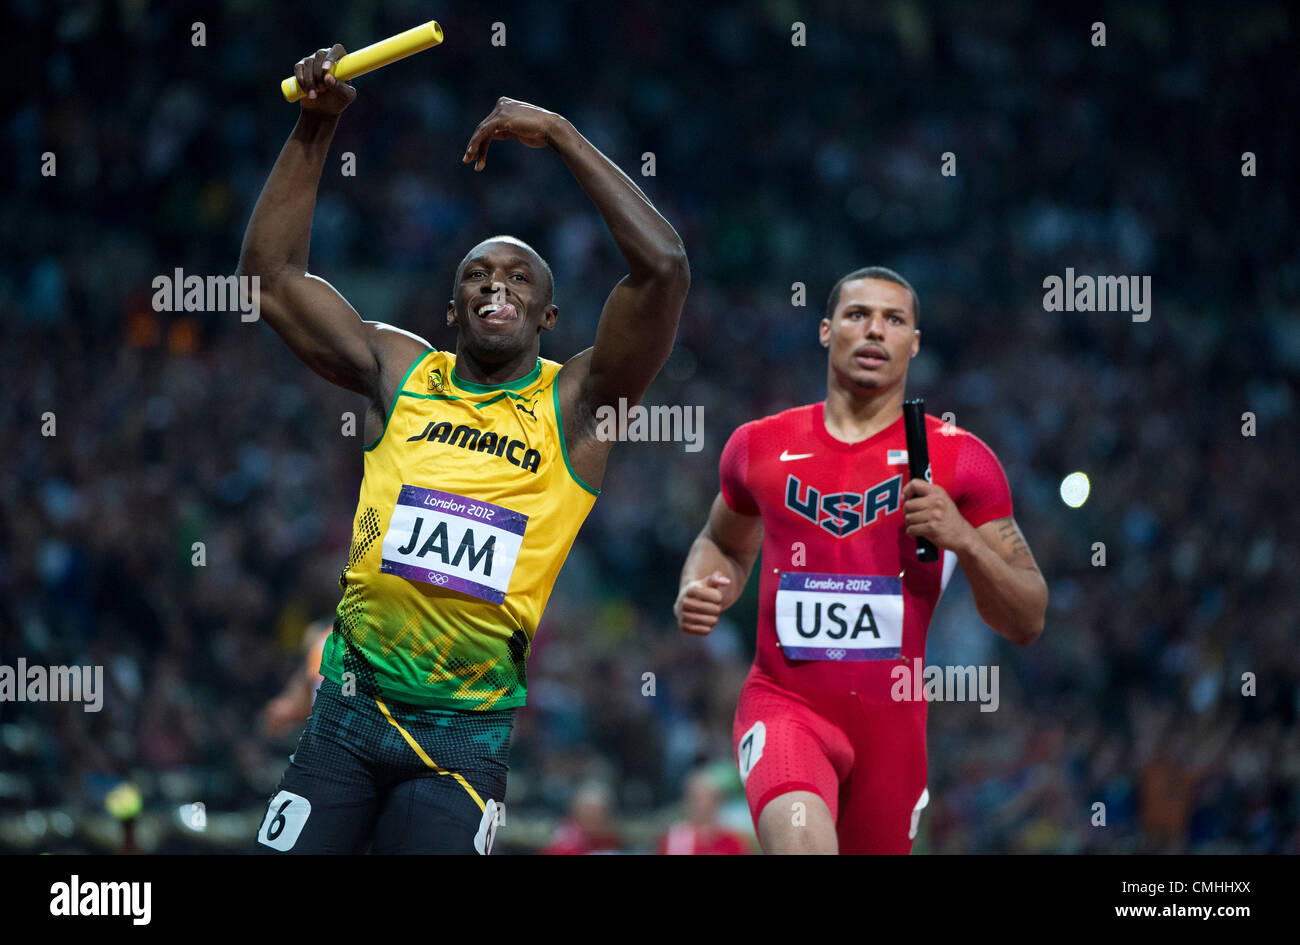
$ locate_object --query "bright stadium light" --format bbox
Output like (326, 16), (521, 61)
(1060, 472), (1090, 508)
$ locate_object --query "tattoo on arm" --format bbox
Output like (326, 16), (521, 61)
(997, 519), (1029, 560)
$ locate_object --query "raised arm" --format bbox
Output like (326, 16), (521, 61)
(236, 44), (429, 402)
(461, 99), (690, 486)
(675, 494), (763, 636)
(546, 116), (690, 409)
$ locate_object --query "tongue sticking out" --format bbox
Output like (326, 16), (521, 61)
(480, 302), (517, 323)
(478, 286), (517, 323)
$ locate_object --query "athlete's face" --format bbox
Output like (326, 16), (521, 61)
(819, 278), (919, 392)
(448, 240), (557, 362)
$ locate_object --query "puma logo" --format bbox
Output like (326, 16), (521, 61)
(516, 400), (538, 420)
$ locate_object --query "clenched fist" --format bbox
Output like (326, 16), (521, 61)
(675, 570), (733, 636)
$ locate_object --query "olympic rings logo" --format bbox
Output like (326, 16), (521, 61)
(825, 649), (847, 661)
(425, 571), (450, 585)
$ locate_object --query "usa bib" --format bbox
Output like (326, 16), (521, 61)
(380, 485), (527, 604)
(774, 572), (903, 661)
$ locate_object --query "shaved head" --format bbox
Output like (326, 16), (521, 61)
(454, 235), (554, 305)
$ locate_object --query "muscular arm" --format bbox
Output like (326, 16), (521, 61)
(551, 116), (689, 487)
(461, 100), (690, 488)
(954, 517), (1048, 646)
(903, 480), (1047, 646)
(236, 46), (428, 403)
(675, 494), (763, 636)
(546, 117), (690, 408)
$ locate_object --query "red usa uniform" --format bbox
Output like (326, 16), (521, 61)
(719, 403), (1012, 853)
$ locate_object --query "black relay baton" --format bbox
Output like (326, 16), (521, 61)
(902, 399), (939, 563)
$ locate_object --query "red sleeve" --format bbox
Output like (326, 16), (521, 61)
(953, 432), (1013, 528)
(719, 423), (760, 516)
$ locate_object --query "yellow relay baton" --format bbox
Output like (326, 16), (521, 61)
(280, 20), (444, 102)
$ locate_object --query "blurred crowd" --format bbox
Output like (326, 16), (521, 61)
(2, 0), (1296, 852)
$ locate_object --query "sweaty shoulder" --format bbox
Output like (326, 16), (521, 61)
(929, 416), (1013, 528)
(719, 403), (819, 516)
(373, 326), (436, 403)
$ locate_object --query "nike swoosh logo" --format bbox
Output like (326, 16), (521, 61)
(779, 451), (814, 462)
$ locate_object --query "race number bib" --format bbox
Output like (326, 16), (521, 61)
(380, 485), (528, 604)
(774, 572), (903, 661)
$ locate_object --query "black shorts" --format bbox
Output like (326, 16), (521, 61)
(254, 678), (515, 854)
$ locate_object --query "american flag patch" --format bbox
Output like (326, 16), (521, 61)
(887, 449), (908, 465)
